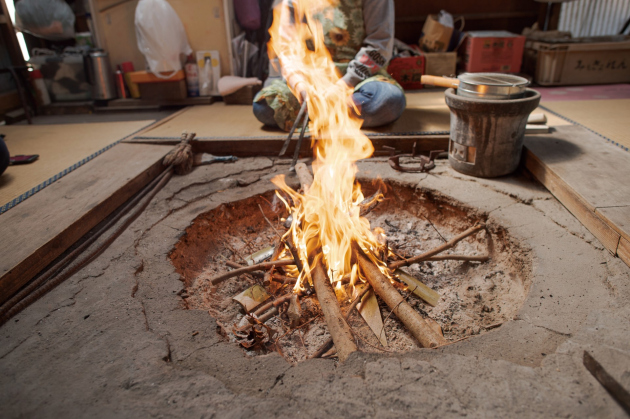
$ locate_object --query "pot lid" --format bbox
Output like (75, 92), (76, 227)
(458, 73), (530, 87)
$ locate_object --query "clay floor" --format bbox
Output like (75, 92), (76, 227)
(1, 158), (629, 418)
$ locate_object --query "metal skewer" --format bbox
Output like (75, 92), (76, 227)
(278, 100), (308, 157)
(290, 110), (309, 171)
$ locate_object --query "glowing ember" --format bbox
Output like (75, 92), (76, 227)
(268, 0), (387, 292)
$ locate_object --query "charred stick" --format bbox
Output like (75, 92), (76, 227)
(258, 204), (281, 238)
(359, 190), (382, 217)
(273, 274), (297, 285)
(263, 241), (287, 284)
(388, 224), (486, 270)
(583, 351), (630, 415)
(294, 162), (313, 192)
(355, 247), (446, 348)
(425, 254), (489, 263)
(252, 293), (294, 317)
(311, 283), (372, 359)
(255, 307), (278, 324)
(209, 259), (295, 286)
(311, 260), (358, 362)
(226, 260), (244, 269)
(283, 236), (304, 272)
(235, 294), (294, 332)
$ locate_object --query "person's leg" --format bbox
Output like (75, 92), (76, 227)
(252, 80), (302, 131)
(0, 136), (9, 177)
(352, 81), (406, 127)
(253, 98), (277, 127)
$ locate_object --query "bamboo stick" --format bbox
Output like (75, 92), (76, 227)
(388, 224), (486, 270)
(355, 248), (446, 348)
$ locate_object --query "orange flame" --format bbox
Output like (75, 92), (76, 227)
(269, 0), (385, 291)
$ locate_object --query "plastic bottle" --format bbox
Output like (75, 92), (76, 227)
(184, 54), (199, 97)
(115, 65), (128, 99)
(29, 69), (51, 105)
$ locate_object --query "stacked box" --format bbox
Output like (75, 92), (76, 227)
(461, 31), (525, 73)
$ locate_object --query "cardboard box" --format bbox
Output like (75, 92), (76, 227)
(127, 70), (185, 84)
(523, 35), (630, 86)
(388, 56), (426, 89)
(137, 79), (187, 101)
(461, 31), (525, 73)
(419, 15), (453, 52)
(422, 52), (457, 77)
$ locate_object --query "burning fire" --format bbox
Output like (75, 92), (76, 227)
(268, 0), (386, 291)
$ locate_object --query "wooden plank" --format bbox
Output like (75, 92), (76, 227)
(524, 125), (630, 210)
(0, 111), (184, 305)
(618, 237), (630, 268)
(523, 146), (621, 254)
(124, 135), (449, 157)
(596, 206), (630, 243)
(0, 143), (169, 305)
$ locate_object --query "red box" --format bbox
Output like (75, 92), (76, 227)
(461, 31), (525, 73)
(387, 55), (426, 90)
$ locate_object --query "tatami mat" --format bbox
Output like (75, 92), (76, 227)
(0, 120), (154, 212)
(141, 91), (452, 140)
(540, 99), (630, 151)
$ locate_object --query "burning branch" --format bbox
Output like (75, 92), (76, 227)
(311, 283), (372, 359)
(310, 260), (358, 362)
(209, 259), (296, 286)
(354, 245), (447, 348)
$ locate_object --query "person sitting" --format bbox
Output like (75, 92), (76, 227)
(253, 0), (405, 131)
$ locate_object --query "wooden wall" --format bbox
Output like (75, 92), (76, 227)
(94, 0), (231, 76)
(393, 0), (545, 45)
(93, 0), (547, 77)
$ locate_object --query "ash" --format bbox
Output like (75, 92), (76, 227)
(171, 182), (531, 363)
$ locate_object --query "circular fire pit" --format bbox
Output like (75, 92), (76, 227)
(170, 180), (531, 363)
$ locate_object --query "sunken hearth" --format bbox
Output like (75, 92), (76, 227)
(170, 180), (531, 364)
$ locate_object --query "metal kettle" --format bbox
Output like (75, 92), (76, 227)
(85, 49), (117, 100)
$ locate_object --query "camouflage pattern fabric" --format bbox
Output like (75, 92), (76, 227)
(254, 0), (402, 131)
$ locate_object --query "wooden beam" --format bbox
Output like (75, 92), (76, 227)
(0, 111), (187, 305)
(618, 238), (630, 268)
(0, 143), (169, 305)
(523, 147), (621, 255)
(124, 134), (449, 158)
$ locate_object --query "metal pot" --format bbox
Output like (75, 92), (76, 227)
(421, 73), (530, 100)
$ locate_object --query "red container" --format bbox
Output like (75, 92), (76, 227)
(387, 55), (426, 90)
(461, 31), (525, 73)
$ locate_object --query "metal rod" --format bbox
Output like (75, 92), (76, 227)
(279, 101), (308, 157)
(290, 110), (309, 170)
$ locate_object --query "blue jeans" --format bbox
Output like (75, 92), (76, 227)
(253, 81), (406, 129)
